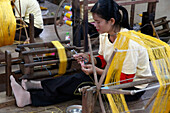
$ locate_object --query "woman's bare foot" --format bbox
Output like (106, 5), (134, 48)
(10, 75), (31, 107)
(21, 79), (42, 90)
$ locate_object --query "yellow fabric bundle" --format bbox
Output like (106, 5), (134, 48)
(105, 30), (170, 113)
(52, 41), (67, 76)
(0, 0), (16, 47)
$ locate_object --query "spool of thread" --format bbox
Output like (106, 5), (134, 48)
(64, 5), (72, 11)
(64, 20), (73, 26)
(64, 13), (72, 19)
(138, 14), (143, 17)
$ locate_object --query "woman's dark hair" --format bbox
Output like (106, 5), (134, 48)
(91, 0), (130, 29)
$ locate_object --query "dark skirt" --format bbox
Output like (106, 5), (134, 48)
(30, 71), (94, 106)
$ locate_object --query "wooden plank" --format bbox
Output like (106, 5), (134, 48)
(154, 16), (167, 23)
(154, 21), (169, 27)
(17, 40), (70, 49)
(157, 28), (170, 34)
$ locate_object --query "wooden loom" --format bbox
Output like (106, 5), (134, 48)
(4, 40), (88, 96)
(80, 33), (169, 113)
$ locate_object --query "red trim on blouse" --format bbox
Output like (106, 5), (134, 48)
(96, 55), (107, 68)
(120, 72), (135, 84)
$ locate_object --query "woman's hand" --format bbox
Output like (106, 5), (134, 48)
(81, 62), (94, 75)
(73, 53), (89, 64)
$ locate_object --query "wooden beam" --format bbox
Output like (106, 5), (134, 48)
(87, 0), (158, 10)
(29, 13), (35, 43)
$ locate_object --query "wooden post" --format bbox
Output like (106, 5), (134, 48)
(130, 0), (135, 27)
(5, 50), (12, 96)
(83, 0), (89, 52)
(82, 86), (96, 113)
(72, 0), (81, 47)
(29, 13), (35, 43)
(23, 47), (34, 76)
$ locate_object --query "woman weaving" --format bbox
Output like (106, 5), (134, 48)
(10, 0), (152, 107)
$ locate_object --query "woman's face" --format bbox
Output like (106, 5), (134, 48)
(92, 13), (113, 34)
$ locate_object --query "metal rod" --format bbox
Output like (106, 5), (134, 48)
(131, 83), (170, 94)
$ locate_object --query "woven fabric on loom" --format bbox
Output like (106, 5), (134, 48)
(104, 30), (170, 113)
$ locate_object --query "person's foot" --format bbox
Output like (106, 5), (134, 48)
(21, 79), (28, 90)
(21, 79), (42, 90)
(10, 75), (31, 107)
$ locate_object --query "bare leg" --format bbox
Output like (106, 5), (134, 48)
(21, 79), (42, 90)
(10, 75), (31, 107)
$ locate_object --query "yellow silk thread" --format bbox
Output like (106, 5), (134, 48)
(52, 41), (67, 76)
(0, 0), (16, 47)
